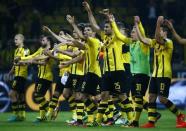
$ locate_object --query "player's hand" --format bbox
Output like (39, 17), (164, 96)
(74, 50), (81, 56)
(99, 9), (110, 16)
(43, 26), (51, 32)
(82, 1), (91, 12)
(134, 16), (140, 24)
(43, 49), (49, 55)
(14, 56), (21, 63)
(66, 15), (75, 24)
(54, 48), (60, 53)
(107, 14), (115, 22)
(157, 16), (164, 25)
(65, 33), (74, 41)
(58, 63), (69, 68)
(164, 19), (174, 30)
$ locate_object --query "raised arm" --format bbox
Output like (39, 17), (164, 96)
(43, 26), (68, 43)
(107, 14), (131, 44)
(20, 48), (42, 61)
(60, 53), (85, 67)
(55, 48), (81, 58)
(14, 60), (32, 66)
(31, 60), (47, 65)
(155, 16), (165, 44)
(72, 40), (86, 50)
(135, 20), (151, 46)
(82, 1), (101, 35)
(15, 59), (46, 66)
(43, 49), (71, 61)
(134, 16), (146, 37)
(66, 15), (85, 40)
(32, 54), (49, 61)
(164, 20), (186, 45)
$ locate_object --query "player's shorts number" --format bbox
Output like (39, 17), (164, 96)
(136, 83), (142, 91)
(160, 83), (165, 93)
(114, 82), (121, 90)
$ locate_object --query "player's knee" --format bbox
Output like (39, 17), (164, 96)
(9, 90), (17, 101)
(101, 91), (109, 101)
(62, 89), (71, 99)
(75, 93), (84, 101)
(118, 94), (127, 101)
(149, 94), (157, 103)
(53, 91), (60, 98)
(62, 93), (70, 99)
(158, 96), (168, 104)
(95, 94), (101, 102)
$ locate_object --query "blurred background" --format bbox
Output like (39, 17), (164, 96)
(1, 0), (186, 70)
(0, 0), (186, 112)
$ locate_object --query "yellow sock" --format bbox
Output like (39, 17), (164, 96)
(134, 112), (141, 121)
(127, 111), (134, 121)
(87, 114), (94, 123)
(96, 113), (103, 123)
(40, 110), (46, 119)
(72, 109), (77, 120)
(46, 107), (54, 117)
(103, 114), (107, 122)
(96, 101), (108, 123)
(19, 111), (26, 118)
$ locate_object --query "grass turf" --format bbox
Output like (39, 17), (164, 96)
(0, 110), (186, 131)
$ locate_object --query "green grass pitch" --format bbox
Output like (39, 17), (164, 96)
(0, 110), (186, 131)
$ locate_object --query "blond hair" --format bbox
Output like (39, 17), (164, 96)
(15, 34), (24, 41)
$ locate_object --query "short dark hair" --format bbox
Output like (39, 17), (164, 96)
(44, 36), (54, 48)
(39, 35), (45, 42)
(60, 28), (71, 34)
(162, 26), (168, 32)
(46, 36), (53, 43)
(84, 23), (92, 28)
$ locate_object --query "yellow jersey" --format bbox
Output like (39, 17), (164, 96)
(14, 47), (30, 78)
(56, 45), (72, 76)
(122, 52), (130, 64)
(85, 37), (101, 77)
(104, 21), (146, 72)
(101, 22), (129, 72)
(70, 47), (85, 76)
(38, 57), (54, 81)
(21, 47), (54, 81)
(149, 39), (173, 78)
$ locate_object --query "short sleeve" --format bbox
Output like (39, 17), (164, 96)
(149, 39), (156, 48)
(100, 31), (106, 41)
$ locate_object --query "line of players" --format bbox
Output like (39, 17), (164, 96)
(8, 1), (186, 128)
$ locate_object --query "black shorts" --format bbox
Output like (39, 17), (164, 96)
(81, 72), (101, 96)
(54, 76), (65, 95)
(12, 76), (26, 93)
(102, 70), (127, 94)
(35, 78), (52, 96)
(65, 74), (84, 92)
(124, 63), (132, 96)
(131, 74), (150, 96)
(149, 77), (171, 97)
